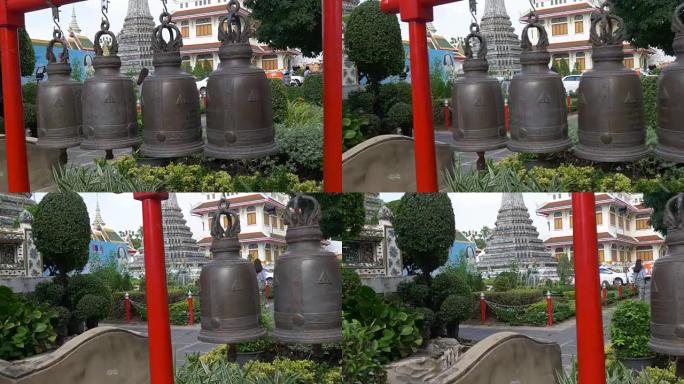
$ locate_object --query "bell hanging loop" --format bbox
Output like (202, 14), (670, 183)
(36, 3), (83, 149)
(655, 3), (684, 162)
(139, 0), (203, 159)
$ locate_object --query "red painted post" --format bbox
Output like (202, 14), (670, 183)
(380, 0), (463, 192)
(0, 0), (86, 192)
(134, 193), (174, 384)
(602, 283), (607, 305)
(264, 283), (270, 303)
(443, 100), (451, 129)
(125, 292), (131, 323)
(187, 291), (194, 326)
(504, 101), (510, 133)
(631, 283), (636, 296)
(567, 95), (572, 113)
(618, 284), (622, 299)
(480, 292), (486, 325)
(322, 0), (342, 192)
(546, 291), (553, 326)
(572, 192), (606, 384)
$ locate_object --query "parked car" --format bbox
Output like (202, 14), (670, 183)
(282, 70), (304, 86)
(627, 261), (654, 284)
(196, 78), (208, 97)
(599, 266), (627, 286)
(562, 75), (581, 94)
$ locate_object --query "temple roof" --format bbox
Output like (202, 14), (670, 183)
(65, 6), (94, 51)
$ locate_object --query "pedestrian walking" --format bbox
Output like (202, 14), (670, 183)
(254, 258), (267, 292)
(633, 259), (646, 301)
(304, 66), (311, 78)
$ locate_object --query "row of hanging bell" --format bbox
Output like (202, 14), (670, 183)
(198, 194), (342, 346)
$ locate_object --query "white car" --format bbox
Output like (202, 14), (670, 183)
(599, 266), (627, 286)
(289, 75), (305, 86)
(627, 261), (654, 284)
(196, 78), (208, 96)
(562, 75), (581, 94)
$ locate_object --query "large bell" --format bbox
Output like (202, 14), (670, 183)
(36, 37), (83, 149)
(81, 19), (141, 150)
(574, 1), (648, 162)
(508, 17), (571, 153)
(649, 194), (684, 356)
(451, 25), (507, 153)
(655, 4), (684, 163)
(272, 194), (342, 344)
(140, 10), (204, 158)
(198, 198), (266, 344)
(204, 0), (278, 159)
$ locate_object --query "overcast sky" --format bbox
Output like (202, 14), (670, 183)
(379, 193), (554, 239)
(24, 1), (532, 46)
(33, 193), (208, 240)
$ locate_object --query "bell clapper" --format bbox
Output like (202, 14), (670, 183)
(226, 344), (237, 363)
(105, 149), (114, 160)
(476, 152), (486, 171)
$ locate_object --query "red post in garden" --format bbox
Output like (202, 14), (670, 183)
(546, 291), (553, 326)
(0, 0), (86, 192)
(443, 100), (451, 129)
(567, 95), (572, 113)
(618, 284), (622, 299)
(380, 0), (461, 192)
(504, 101), (510, 133)
(480, 292), (486, 325)
(187, 291), (194, 326)
(134, 192), (174, 384)
(572, 192), (606, 384)
(322, 0), (342, 192)
(631, 283), (636, 296)
(602, 282), (607, 305)
(125, 292), (131, 323)
(264, 283), (270, 303)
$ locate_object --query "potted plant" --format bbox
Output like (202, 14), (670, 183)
(610, 300), (654, 371)
(235, 337), (274, 365)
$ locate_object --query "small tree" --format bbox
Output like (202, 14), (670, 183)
(393, 193), (455, 279)
(33, 192), (91, 278)
(313, 193), (365, 241)
(556, 253), (574, 285)
(71, 58), (83, 82)
(345, 0), (405, 87)
(613, 0), (679, 56)
(18, 28), (36, 77)
(439, 294), (473, 338)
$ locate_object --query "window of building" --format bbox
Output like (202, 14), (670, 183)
(624, 54), (635, 69)
(264, 211), (270, 225)
(610, 207), (616, 226)
(271, 215), (277, 228)
(575, 52), (586, 72)
(636, 247), (653, 261)
(553, 53), (570, 70)
(555, 247), (564, 261)
(619, 249), (626, 262)
(196, 17), (212, 37)
(265, 244), (272, 262)
(619, 215), (624, 229)
(196, 54), (213, 70)
(551, 17), (568, 36)
(247, 206), (256, 225)
(262, 56), (278, 71)
(279, 218), (284, 230)
(181, 20), (190, 38)
(611, 246), (617, 262)
(554, 212), (563, 230)
(636, 217), (650, 230)
(574, 15), (584, 34)
(625, 216), (631, 231)
(598, 245), (605, 263)
(569, 210), (573, 229)
(248, 244), (258, 261)
(595, 206), (603, 225)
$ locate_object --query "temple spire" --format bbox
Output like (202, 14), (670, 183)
(68, 6), (81, 35)
(117, 0), (155, 74)
(126, 0), (153, 19)
(483, 0), (509, 18)
(92, 198), (105, 228)
(479, 0), (522, 76)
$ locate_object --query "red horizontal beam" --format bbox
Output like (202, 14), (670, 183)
(6, 0), (85, 14)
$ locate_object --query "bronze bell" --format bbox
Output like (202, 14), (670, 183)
(655, 4), (684, 163)
(272, 194), (342, 344)
(140, 9), (204, 158)
(649, 194), (684, 356)
(36, 36), (83, 149)
(198, 198), (266, 344)
(508, 16), (571, 153)
(81, 17), (141, 151)
(574, 1), (648, 162)
(204, 0), (278, 159)
(451, 24), (507, 153)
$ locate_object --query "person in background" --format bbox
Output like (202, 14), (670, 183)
(254, 258), (267, 292)
(633, 259), (646, 301)
(304, 66), (311, 78)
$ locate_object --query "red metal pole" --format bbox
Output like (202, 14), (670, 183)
(480, 292), (486, 325)
(504, 101), (510, 133)
(602, 283), (607, 305)
(0, 25), (29, 192)
(443, 100), (450, 129)
(546, 291), (553, 326)
(187, 291), (194, 326)
(567, 95), (572, 113)
(408, 21), (438, 192)
(264, 283), (270, 303)
(125, 292), (131, 323)
(322, 0), (342, 192)
(134, 192), (173, 384)
(618, 284), (622, 299)
(572, 192), (606, 384)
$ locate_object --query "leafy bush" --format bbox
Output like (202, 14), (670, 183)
(384, 102), (413, 135)
(282, 99), (323, 128)
(275, 121), (323, 178)
(33, 192), (91, 277)
(67, 274), (112, 309)
(478, 289), (544, 307)
(75, 294), (110, 328)
(433, 100), (446, 126)
(342, 319), (387, 384)
(269, 78), (289, 123)
(439, 295), (473, 338)
(431, 268), (471, 308)
(493, 272), (519, 292)
(610, 300), (652, 359)
(302, 75), (323, 106)
(175, 355), (303, 383)
(347, 90), (375, 114)
(396, 280), (430, 308)
(91, 263), (133, 293)
(34, 280), (65, 307)
(641, 76), (657, 132)
(0, 286), (58, 360)
(24, 103), (37, 133)
(413, 307), (436, 342)
(341, 267), (363, 302)
(285, 85), (304, 102)
(342, 113), (370, 151)
(520, 300), (574, 326)
(343, 286), (423, 362)
(169, 298), (201, 326)
(377, 82), (412, 115)
(50, 306), (70, 340)
(22, 83), (38, 105)
(361, 113), (383, 138)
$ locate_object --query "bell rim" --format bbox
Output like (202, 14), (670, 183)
(204, 142), (279, 160)
(507, 138), (572, 154)
(197, 327), (267, 345)
(654, 144), (684, 164)
(80, 136), (142, 150)
(451, 136), (508, 153)
(648, 340), (684, 357)
(573, 144), (650, 163)
(270, 328), (342, 344)
(140, 140), (205, 158)
(35, 136), (83, 149)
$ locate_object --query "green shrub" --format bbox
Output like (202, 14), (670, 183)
(168, 298), (201, 326)
(302, 75), (323, 106)
(343, 113), (370, 151)
(342, 319), (387, 384)
(269, 78), (289, 123)
(75, 294), (110, 328)
(67, 274), (111, 309)
(361, 113), (383, 138)
(477, 289), (544, 307)
(282, 99), (323, 128)
(610, 300), (651, 359)
(433, 100), (446, 126)
(413, 307), (436, 342)
(51, 306), (70, 340)
(431, 268), (471, 308)
(24, 103), (37, 132)
(275, 120), (323, 177)
(641, 76), (657, 131)
(34, 280), (65, 307)
(396, 280), (430, 308)
(285, 84), (304, 101)
(384, 102), (413, 135)
(347, 90), (375, 114)
(175, 355), (302, 383)
(341, 267), (363, 302)
(22, 83), (38, 105)
(0, 286), (58, 360)
(378, 82), (412, 115)
(493, 272), (519, 292)
(439, 294), (473, 338)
